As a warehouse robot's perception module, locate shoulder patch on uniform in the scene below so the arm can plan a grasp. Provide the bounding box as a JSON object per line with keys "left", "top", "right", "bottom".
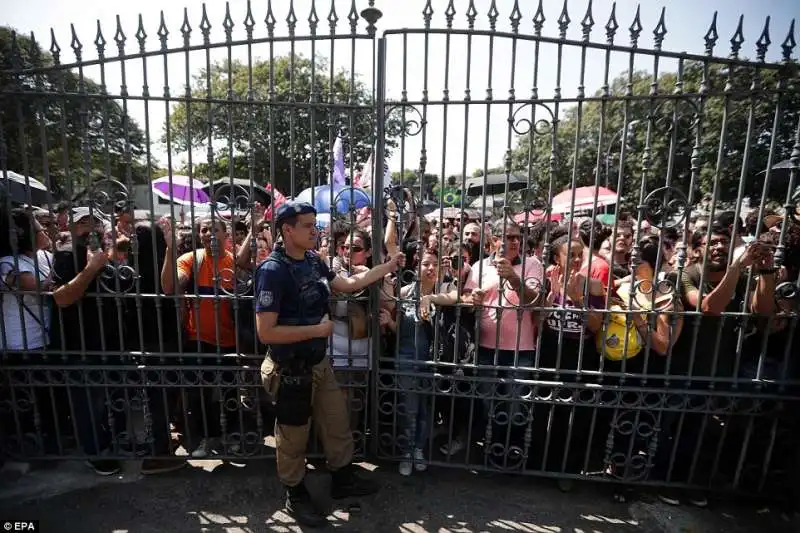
{"left": 258, "top": 290, "right": 274, "bottom": 307}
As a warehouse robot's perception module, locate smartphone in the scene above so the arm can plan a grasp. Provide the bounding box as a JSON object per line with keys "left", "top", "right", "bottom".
{"left": 87, "top": 232, "right": 101, "bottom": 252}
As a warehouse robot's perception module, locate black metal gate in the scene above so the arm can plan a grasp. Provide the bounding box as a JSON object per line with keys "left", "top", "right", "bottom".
{"left": 1, "top": 0, "right": 799, "bottom": 497}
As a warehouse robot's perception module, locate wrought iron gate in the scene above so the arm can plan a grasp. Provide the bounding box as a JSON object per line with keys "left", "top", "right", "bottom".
{"left": 1, "top": 0, "right": 799, "bottom": 497}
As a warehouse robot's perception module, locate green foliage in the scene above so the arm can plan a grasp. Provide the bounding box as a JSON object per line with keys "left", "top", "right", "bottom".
{"left": 510, "top": 65, "right": 800, "bottom": 211}
{"left": 0, "top": 27, "right": 150, "bottom": 199}
{"left": 472, "top": 167, "right": 505, "bottom": 178}
{"left": 165, "top": 55, "right": 396, "bottom": 195}
{"left": 391, "top": 169, "right": 438, "bottom": 198}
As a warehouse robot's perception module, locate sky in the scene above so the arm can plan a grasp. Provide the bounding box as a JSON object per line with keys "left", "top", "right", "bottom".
{"left": 4, "top": 0, "right": 799, "bottom": 187}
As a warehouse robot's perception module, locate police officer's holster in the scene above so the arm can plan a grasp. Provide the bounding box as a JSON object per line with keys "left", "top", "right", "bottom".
{"left": 268, "top": 354, "right": 314, "bottom": 427}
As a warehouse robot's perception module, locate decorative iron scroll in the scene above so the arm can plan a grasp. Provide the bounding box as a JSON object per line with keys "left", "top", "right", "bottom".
{"left": 509, "top": 102, "right": 556, "bottom": 136}
{"left": 641, "top": 186, "right": 689, "bottom": 230}
{"left": 385, "top": 104, "right": 426, "bottom": 138}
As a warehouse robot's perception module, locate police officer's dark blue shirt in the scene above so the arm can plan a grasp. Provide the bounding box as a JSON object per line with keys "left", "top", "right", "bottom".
{"left": 255, "top": 247, "right": 335, "bottom": 364}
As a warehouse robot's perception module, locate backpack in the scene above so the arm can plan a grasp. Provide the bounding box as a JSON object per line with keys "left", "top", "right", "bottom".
{"left": 430, "top": 282, "right": 476, "bottom": 366}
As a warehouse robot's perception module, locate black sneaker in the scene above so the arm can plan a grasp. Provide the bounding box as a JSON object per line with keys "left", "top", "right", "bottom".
{"left": 658, "top": 488, "right": 681, "bottom": 506}
{"left": 685, "top": 490, "right": 708, "bottom": 508}
{"left": 141, "top": 458, "right": 186, "bottom": 475}
{"left": 330, "top": 465, "right": 380, "bottom": 500}
{"left": 85, "top": 459, "right": 122, "bottom": 476}
{"left": 285, "top": 483, "right": 328, "bottom": 528}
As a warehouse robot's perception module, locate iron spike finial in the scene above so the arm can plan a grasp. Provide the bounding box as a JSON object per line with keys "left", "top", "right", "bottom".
{"left": 309, "top": 0, "right": 320, "bottom": 33}
{"left": 756, "top": 16, "right": 771, "bottom": 62}
{"left": 581, "top": 0, "right": 595, "bottom": 42}
{"left": 265, "top": 0, "right": 276, "bottom": 37}
{"left": 730, "top": 14, "right": 745, "bottom": 58}
{"left": 510, "top": 0, "right": 522, "bottom": 34}
{"left": 287, "top": 0, "right": 298, "bottom": 35}
{"left": 157, "top": 11, "right": 169, "bottom": 49}
{"left": 605, "top": 2, "right": 618, "bottom": 44}
{"left": 467, "top": 0, "right": 479, "bottom": 30}
{"left": 327, "top": 0, "right": 338, "bottom": 33}
{"left": 8, "top": 31, "right": 20, "bottom": 70}
{"left": 348, "top": 0, "right": 360, "bottom": 34}
{"left": 653, "top": 7, "right": 667, "bottom": 50}
{"left": 781, "top": 19, "right": 796, "bottom": 62}
{"left": 70, "top": 23, "right": 83, "bottom": 59}
{"left": 199, "top": 3, "right": 212, "bottom": 40}
{"left": 114, "top": 14, "right": 126, "bottom": 46}
{"left": 422, "top": 0, "right": 433, "bottom": 28}
{"left": 704, "top": 11, "right": 719, "bottom": 56}
{"left": 94, "top": 20, "right": 107, "bottom": 53}
{"left": 557, "top": 0, "right": 571, "bottom": 39}
{"left": 28, "top": 31, "right": 40, "bottom": 60}
{"left": 223, "top": 2, "right": 235, "bottom": 40}
{"left": 445, "top": 0, "right": 456, "bottom": 29}
{"left": 533, "top": 0, "right": 546, "bottom": 36}
{"left": 49, "top": 28, "right": 61, "bottom": 65}
{"left": 488, "top": 0, "right": 500, "bottom": 32}
{"left": 244, "top": 0, "right": 256, "bottom": 33}
{"left": 423, "top": 0, "right": 434, "bottom": 28}
{"left": 135, "top": 14, "right": 148, "bottom": 51}
{"left": 180, "top": 7, "right": 192, "bottom": 45}
{"left": 629, "top": 4, "right": 643, "bottom": 48}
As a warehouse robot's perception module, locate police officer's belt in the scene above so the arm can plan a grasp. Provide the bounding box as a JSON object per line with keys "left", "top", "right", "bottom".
{"left": 280, "top": 374, "right": 312, "bottom": 386}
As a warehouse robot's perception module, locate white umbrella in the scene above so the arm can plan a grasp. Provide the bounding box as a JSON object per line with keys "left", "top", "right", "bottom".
{"left": 469, "top": 194, "right": 506, "bottom": 210}
{"left": 1, "top": 171, "right": 49, "bottom": 206}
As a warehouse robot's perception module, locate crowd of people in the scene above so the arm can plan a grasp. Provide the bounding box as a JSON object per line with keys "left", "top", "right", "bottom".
{"left": 1, "top": 192, "right": 799, "bottom": 512}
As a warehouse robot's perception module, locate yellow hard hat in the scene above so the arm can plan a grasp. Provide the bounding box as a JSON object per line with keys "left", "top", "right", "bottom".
{"left": 596, "top": 306, "right": 644, "bottom": 361}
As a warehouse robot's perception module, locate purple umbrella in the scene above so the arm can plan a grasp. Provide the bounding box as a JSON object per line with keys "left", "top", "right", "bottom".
{"left": 152, "top": 175, "right": 210, "bottom": 206}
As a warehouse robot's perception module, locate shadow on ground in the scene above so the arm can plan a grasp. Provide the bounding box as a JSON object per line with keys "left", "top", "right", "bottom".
{"left": 0, "top": 459, "right": 795, "bottom": 532}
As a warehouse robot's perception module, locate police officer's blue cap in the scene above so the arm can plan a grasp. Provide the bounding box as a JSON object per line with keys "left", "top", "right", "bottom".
{"left": 274, "top": 201, "right": 317, "bottom": 229}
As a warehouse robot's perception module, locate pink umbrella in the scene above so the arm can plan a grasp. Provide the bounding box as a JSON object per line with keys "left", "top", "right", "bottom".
{"left": 550, "top": 186, "right": 617, "bottom": 214}
{"left": 263, "top": 184, "right": 287, "bottom": 221}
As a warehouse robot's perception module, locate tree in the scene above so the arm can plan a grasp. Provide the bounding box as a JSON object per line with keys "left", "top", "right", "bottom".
{"left": 391, "top": 168, "right": 439, "bottom": 199}
{"left": 166, "top": 55, "right": 397, "bottom": 195}
{"left": 472, "top": 167, "right": 505, "bottom": 178}
{"left": 391, "top": 169, "right": 418, "bottom": 187}
{"left": 0, "top": 27, "right": 150, "bottom": 199}
{"left": 510, "top": 65, "right": 800, "bottom": 211}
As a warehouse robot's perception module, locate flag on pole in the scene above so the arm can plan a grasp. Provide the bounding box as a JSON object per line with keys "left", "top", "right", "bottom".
{"left": 358, "top": 149, "right": 390, "bottom": 190}
{"left": 360, "top": 152, "right": 374, "bottom": 190}
{"left": 382, "top": 159, "right": 391, "bottom": 188}
{"left": 332, "top": 136, "right": 346, "bottom": 186}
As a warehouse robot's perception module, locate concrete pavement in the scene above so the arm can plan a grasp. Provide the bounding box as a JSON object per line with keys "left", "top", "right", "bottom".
{"left": 0, "top": 459, "right": 795, "bottom": 533}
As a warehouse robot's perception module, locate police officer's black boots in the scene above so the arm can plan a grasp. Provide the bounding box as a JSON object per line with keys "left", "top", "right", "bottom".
{"left": 285, "top": 482, "right": 328, "bottom": 527}
{"left": 330, "top": 464, "right": 380, "bottom": 500}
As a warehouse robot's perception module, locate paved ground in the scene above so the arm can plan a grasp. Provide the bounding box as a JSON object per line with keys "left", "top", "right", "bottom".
{"left": 0, "top": 459, "right": 796, "bottom": 533}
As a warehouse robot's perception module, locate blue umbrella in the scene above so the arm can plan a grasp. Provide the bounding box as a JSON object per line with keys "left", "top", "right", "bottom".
{"left": 294, "top": 184, "right": 371, "bottom": 214}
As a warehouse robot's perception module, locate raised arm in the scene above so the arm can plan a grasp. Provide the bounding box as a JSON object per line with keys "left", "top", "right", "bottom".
{"left": 330, "top": 251, "right": 404, "bottom": 294}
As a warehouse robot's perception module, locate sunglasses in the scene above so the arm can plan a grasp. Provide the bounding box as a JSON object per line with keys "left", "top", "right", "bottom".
{"left": 344, "top": 244, "right": 365, "bottom": 253}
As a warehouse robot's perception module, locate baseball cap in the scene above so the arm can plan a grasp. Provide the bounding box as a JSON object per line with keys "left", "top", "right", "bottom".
{"left": 71, "top": 206, "right": 102, "bottom": 223}
{"left": 274, "top": 201, "right": 317, "bottom": 231}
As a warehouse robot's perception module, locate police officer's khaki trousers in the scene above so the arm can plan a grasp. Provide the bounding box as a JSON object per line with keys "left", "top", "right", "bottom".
{"left": 261, "top": 357, "right": 354, "bottom": 487}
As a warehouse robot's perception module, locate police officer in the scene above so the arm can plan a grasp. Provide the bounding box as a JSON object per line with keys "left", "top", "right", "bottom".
{"left": 255, "top": 201, "right": 403, "bottom": 527}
